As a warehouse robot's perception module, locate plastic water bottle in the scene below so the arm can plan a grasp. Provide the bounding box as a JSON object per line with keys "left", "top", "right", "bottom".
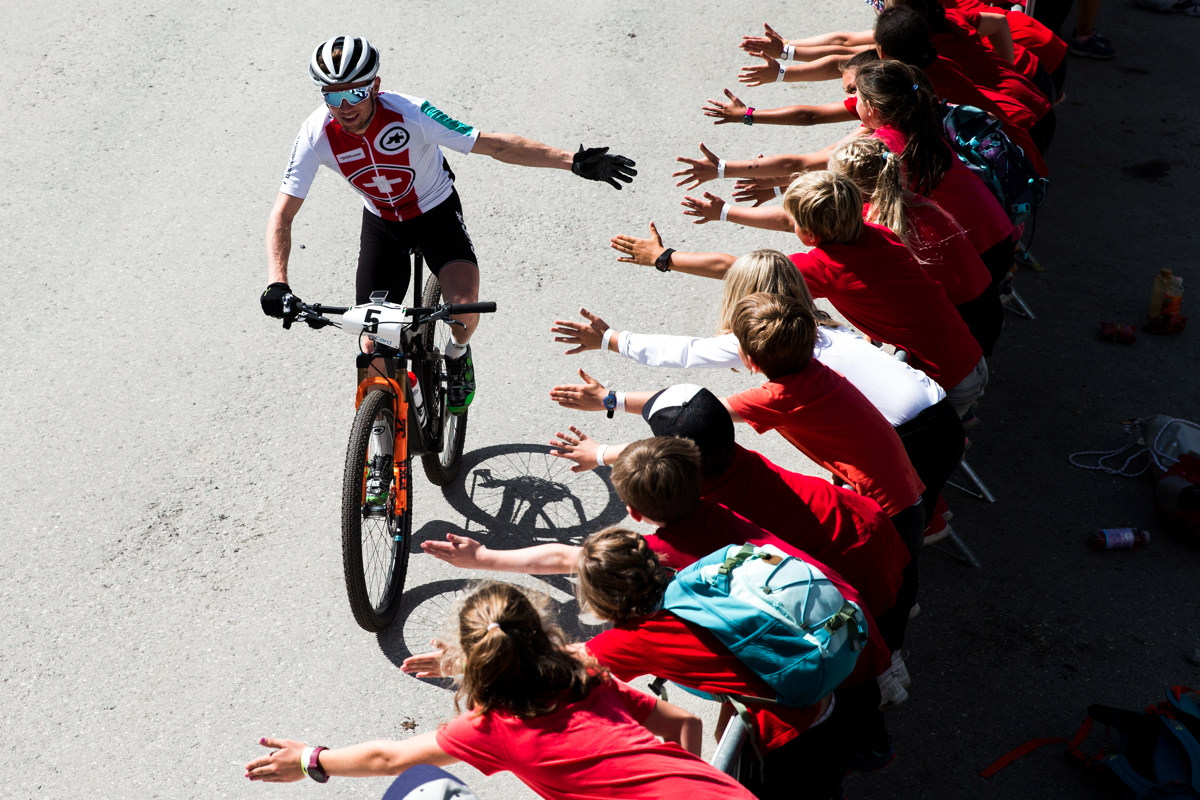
{"left": 1087, "top": 528, "right": 1150, "bottom": 550}
{"left": 1162, "top": 276, "right": 1184, "bottom": 317}
{"left": 1150, "top": 268, "right": 1174, "bottom": 318}
{"left": 408, "top": 371, "right": 428, "bottom": 426}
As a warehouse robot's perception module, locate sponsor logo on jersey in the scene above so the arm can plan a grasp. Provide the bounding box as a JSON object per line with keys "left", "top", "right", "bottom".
{"left": 375, "top": 124, "right": 411, "bottom": 154}
{"left": 346, "top": 164, "right": 416, "bottom": 203}
{"left": 336, "top": 147, "right": 366, "bottom": 163}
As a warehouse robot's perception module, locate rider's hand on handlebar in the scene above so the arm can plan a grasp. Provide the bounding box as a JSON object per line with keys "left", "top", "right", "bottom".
{"left": 261, "top": 282, "right": 301, "bottom": 320}
{"left": 572, "top": 145, "right": 637, "bottom": 190}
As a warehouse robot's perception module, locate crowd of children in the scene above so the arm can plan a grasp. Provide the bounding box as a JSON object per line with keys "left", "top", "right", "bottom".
{"left": 248, "top": 1, "right": 1080, "bottom": 797}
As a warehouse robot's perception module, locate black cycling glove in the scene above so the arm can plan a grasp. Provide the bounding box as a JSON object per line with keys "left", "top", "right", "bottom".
{"left": 572, "top": 145, "right": 637, "bottom": 190}
{"left": 261, "top": 282, "right": 299, "bottom": 319}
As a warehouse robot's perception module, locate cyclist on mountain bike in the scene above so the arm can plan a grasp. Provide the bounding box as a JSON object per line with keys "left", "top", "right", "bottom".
{"left": 261, "top": 35, "right": 637, "bottom": 413}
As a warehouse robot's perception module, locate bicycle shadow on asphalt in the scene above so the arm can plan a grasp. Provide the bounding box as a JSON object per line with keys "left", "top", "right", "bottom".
{"left": 378, "top": 443, "right": 625, "bottom": 671}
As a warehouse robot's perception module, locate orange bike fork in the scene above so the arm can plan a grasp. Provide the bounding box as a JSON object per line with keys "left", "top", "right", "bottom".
{"left": 355, "top": 377, "right": 410, "bottom": 517}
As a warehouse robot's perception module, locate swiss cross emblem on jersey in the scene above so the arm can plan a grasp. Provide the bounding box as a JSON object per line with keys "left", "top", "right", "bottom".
{"left": 375, "top": 124, "right": 410, "bottom": 153}
{"left": 346, "top": 165, "right": 416, "bottom": 203}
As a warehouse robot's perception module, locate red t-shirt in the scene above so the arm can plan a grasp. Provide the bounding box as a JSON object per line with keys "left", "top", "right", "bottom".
{"left": 903, "top": 200, "right": 993, "bottom": 305}
{"left": 942, "top": 0, "right": 1067, "bottom": 73}
{"left": 436, "top": 677, "right": 754, "bottom": 800}
{"left": 874, "top": 123, "right": 1015, "bottom": 253}
{"left": 588, "top": 613, "right": 825, "bottom": 752}
{"left": 701, "top": 444, "right": 909, "bottom": 617}
{"left": 789, "top": 223, "right": 983, "bottom": 387}
{"left": 724, "top": 363, "right": 924, "bottom": 515}
{"left": 935, "top": 10, "right": 1053, "bottom": 127}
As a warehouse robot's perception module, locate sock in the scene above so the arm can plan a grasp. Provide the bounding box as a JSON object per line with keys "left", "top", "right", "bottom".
{"left": 445, "top": 341, "right": 469, "bottom": 360}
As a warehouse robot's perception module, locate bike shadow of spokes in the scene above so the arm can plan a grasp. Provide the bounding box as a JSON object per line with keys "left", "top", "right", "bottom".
{"left": 439, "top": 442, "right": 628, "bottom": 544}
{"left": 376, "top": 576, "right": 607, "bottom": 674}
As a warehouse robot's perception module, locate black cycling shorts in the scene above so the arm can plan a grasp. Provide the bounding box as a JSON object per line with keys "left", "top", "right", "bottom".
{"left": 356, "top": 189, "right": 477, "bottom": 305}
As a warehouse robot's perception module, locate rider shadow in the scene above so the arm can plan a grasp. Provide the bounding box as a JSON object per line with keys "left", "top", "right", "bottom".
{"left": 378, "top": 443, "right": 624, "bottom": 670}
{"left": 438, "top": 442, "right": 627, "bottom": 545}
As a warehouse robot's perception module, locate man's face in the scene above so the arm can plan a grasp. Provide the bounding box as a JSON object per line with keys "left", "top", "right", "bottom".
{"left": 322, "top": 77, "right": 379, "bottom": 135}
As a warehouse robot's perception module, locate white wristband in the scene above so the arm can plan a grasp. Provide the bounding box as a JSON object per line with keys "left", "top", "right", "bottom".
{"left": 716, "top": 159, "right": 726, "bottom": 180}
{"left": 300, "top": 747, "right": 314, "bottom": 778}
{"left": 774, "top": 186, "right": 783, "bottom": 198}
{"left": 782, "top": 44, "right": 795, "bottom": 61}
{"left": 777, "top": 62, "right": 786, "bottom": 82}
{"left": 595, "top": 444, "right": 608, "bottom": 468}
{"left": 616, "top": 391, "right": 626, "bottom": 414}
{"left": 719, "top": 204, "right": 730, "bottom": 222}
{"left": 601, "top": 328, "right": 616, "bottom": 352}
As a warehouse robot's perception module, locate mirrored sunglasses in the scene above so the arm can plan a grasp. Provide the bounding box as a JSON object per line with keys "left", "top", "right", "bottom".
{"left": 322, "top": 85, "right": 373, "bottom": 107}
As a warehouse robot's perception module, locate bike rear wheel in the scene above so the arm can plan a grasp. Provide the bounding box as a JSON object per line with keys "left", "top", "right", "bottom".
{"left": 419, "top": 274, "right": 468, "bottom": 486}
{"left": 341, "top": 388, "right": 412, "bottom": 631}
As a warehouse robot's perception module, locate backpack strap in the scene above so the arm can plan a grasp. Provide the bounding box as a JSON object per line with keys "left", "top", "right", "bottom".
{"left": 717, "top": 543, "right": 759, "bottom": 576}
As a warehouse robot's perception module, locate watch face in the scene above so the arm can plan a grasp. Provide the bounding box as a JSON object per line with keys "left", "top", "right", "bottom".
{"left": 603, "top": 395, "right": 617, "bottom": 409}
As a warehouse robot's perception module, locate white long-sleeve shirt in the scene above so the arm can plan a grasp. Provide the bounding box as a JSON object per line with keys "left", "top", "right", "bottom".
{"left": 617, "top": 326, "right": 945, "bottom": 426}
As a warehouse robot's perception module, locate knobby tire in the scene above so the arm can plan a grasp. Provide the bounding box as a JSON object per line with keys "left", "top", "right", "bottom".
{"left": 419, "top": 274, "right": 467, "bottom": 486}
{"left": 341, "top": 388, "right": 412, "bottom": 632}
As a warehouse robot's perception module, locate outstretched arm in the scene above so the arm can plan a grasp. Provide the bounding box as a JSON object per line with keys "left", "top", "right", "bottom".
{"left": 549, "top": 369, "right": 655, "bottom": 413}
{"left": 549, "top": 426, "right": 629, "bottom": 472}
{"left": 473, "top": 134, "right": 636, "bottom": 189}
{"left": 681, "top": 192, "right": 792, "bottom": 231}
{"left": 609, "top": 220, "right": 736, "bottom": 278}
{"left": 674, "top": 143, "right": 834, "bottom": 189}
{"left": 738, "top": 53, "right": 849, "bottom": 87}
{"left": 266, "top": 192, "right": 304, "bottom": 285}
{"left": 245, "top": 733, "right": 455, "bottom": 782}
{"left": 704, "top": 90, "right": 856, "bottom": 127}
{"left": 421, "top": 533, "right": 581, "bottom": 574}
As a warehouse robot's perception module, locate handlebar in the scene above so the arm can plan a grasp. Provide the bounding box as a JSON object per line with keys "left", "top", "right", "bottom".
{"left": 282, "top": 298, "right": 498, "bottom": 330}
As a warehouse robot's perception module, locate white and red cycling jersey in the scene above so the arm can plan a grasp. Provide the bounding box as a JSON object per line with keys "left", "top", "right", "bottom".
{"left": 280, "top": 91, "right": 480, "bottom": 222}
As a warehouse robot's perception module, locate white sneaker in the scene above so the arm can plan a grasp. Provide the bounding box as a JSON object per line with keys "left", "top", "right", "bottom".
{"left": 889, "top": 651, "right": 912, "bottom": 688}
{"left": 908, "top": 602, "right": 921, "bottom": 620}
{"left": 878, "top": 669, "right": 909, "bottom": 710}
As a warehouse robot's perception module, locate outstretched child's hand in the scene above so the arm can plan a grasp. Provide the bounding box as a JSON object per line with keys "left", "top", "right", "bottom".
{"left": 611, "top": 221, "right": 667, "bottom": 265}
{"left": 549, "top": 369, "right": 607, "bottom": 411}
{"left": 740, "top": 23, "right": 787, "bottom": 59}
{"left": 703, "top": 89, "right": 749, "bottom": 125}
{"left": 400, "top": 640, "right": 451, "bottom": 679}
{"left": 551, "top": 309, "right": 612, "bottom": 355}
{"left": 549, "top": 426, "right": 601, "bottom": 473}
{"left": 245, "top": 737, "right": 307, "bottom": 782}
{"left": 673, "top": 143, "right": 724, "bottom": 189}
{"left": 422, "top": 532, "right": 489, "bottom": 569}
{"left": 733, "top": 176, "right": 785, "bottom": 207}
{"left": 682, "top": 192, "right": 726, "bottom": 224}
{"left": 739, "top": 53, "right": 783, "bottom": 87}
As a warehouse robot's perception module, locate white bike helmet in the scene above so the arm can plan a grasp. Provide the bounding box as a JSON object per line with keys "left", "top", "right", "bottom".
{"left": 309, "top": 36, "right": 380, "bottom": 86}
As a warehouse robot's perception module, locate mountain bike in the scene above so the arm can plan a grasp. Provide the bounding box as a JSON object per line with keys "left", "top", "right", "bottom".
{"left": 280, "top": 254, "right": 496, "bottom": 631}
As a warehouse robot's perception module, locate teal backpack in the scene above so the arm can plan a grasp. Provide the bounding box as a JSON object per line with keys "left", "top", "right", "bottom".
{"left": 659, "top": 543, "right": 868, "bottom": 708}
{"left": 939, "top": 101, "right": 1049, "bottom": 226}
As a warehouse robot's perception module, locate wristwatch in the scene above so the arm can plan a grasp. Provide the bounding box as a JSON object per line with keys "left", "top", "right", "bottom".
{"left": 306, "top": 746, "right": 330, "bottom": 783}
{"left": 743, "top": 106, "right": 755, "bottom": 125}
{"left": 603, "top": 390, "right": 618, "bottom": 419}
{"left": 654, "top": 248, "right": 676, "bottom": 273}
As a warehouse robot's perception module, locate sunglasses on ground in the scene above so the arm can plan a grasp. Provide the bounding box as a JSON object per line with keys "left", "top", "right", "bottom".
{"left": 322, "top": 85, "right": 373, "bottom": 107}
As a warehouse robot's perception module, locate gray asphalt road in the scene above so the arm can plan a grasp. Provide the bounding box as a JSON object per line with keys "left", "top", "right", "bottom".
{"left": 2, "top": 1, "right": 1197, "bottom": 799}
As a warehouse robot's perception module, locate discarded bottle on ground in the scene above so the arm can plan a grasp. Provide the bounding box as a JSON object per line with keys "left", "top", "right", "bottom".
{"left": 1087, "top": 528, "right": 1150, "bottom": 550}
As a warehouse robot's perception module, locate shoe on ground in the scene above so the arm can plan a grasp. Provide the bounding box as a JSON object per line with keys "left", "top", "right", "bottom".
{"left": 934, "top": 494, "right": 953, "bottom": 524}
{"left": 445, "top": 345, "right": 475, "bottom": 415}
{"left": 846, "top": 745, "right": 897, "bottom": 773}
{"left": 924, "top": 515, "right": 953, "bottom": 545}
{"left": 889, "top": 651, "right": 913, "bottom": 689}
{"left": 1069, "top": 33, "right": 1116, "bottom": 59}
{"left": 878, "top": 669, "right": 909, "bottom": 710}
{"left": 960, "top": 407, "right": 981, "bottom": 431}
{"left": 908, "top": 602, "right": 921, "bottom": 620}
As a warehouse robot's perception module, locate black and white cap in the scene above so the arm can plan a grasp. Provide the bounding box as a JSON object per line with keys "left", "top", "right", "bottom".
{"left": 642, "top": 384, "right": 735, "bottom": 474}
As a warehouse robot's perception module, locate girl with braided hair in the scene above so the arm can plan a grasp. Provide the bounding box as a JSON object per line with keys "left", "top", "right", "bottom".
{"left": 827, "top": 136, "right": 1003, "bottom": 355}
{"left": 246, "top": 581, "right": 753, "bottom": 800}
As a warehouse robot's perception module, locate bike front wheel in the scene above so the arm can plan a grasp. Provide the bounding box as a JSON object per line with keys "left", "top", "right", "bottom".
{"left": 341, "top": 388, "right": 412, "bottom": 632}
{"left": 419, "top": 274, "right": 468, "bottom": 486}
